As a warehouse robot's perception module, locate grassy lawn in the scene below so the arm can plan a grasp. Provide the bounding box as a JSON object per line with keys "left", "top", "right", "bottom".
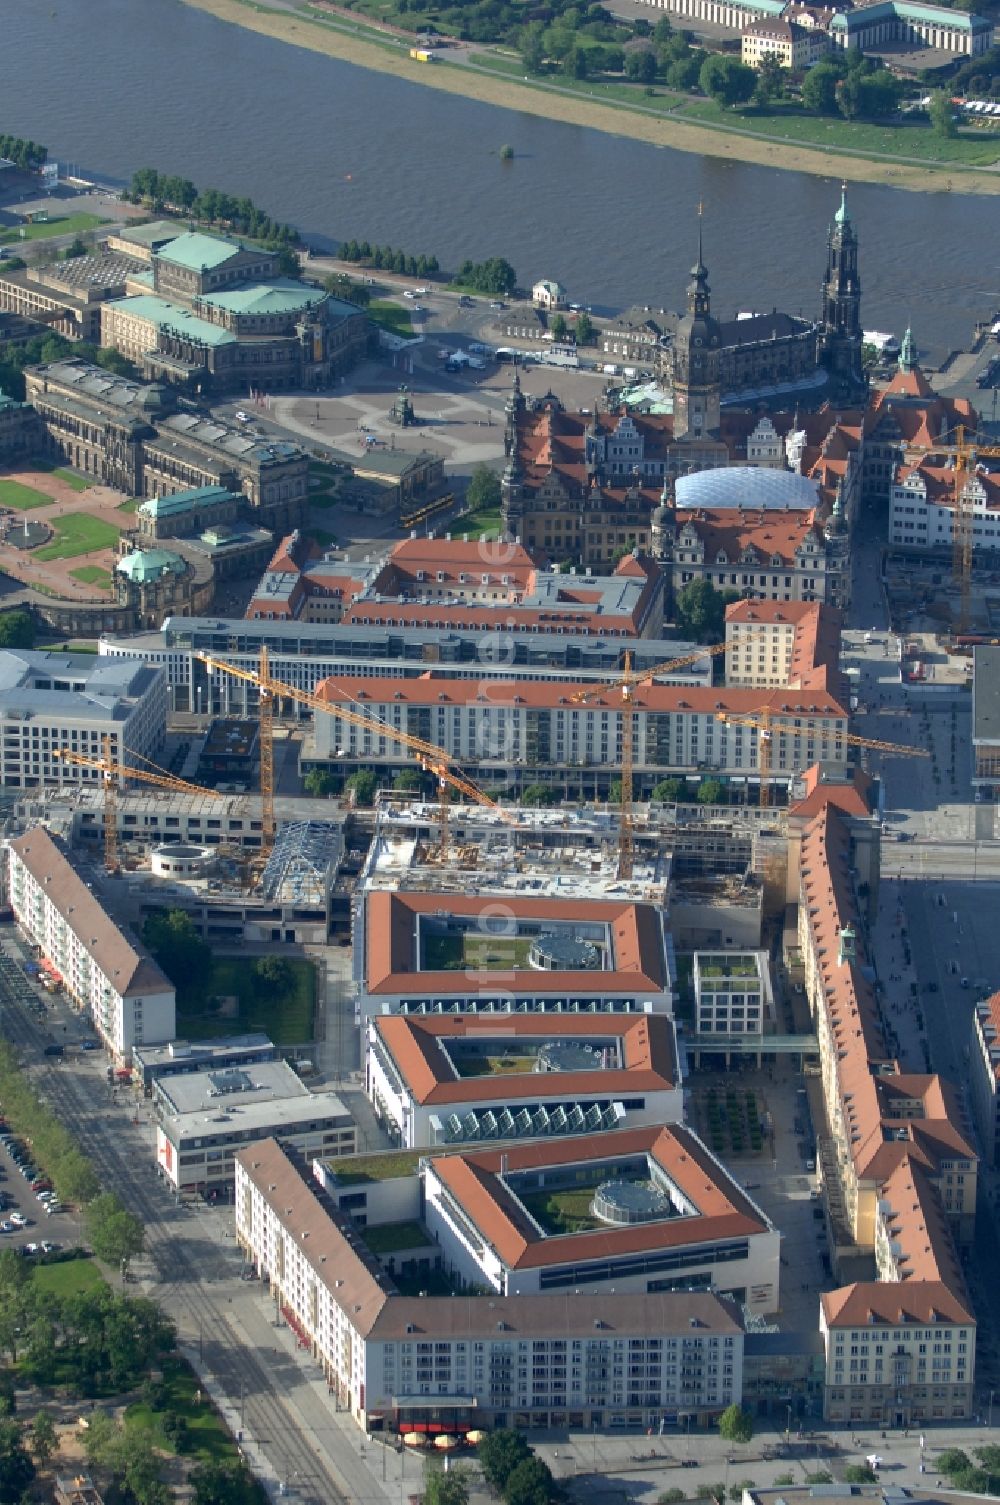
{"left": 519, "top": 1187, "right": 603, "bottom": 1235}
{"left": 0, "top": 211, "right": 108, "bottom": 246}
{"left": 469, "top": 51, "right": 683, "bottom": 112}
{"left": 50, "top": 640, "right": 99, "bottom": 654}
{"left": 331, "top": 1149, "right": 426, "bottom": 1184}
{"left": 677, "top": 97, "right": 1000, "bottom": 166}
{"left": 117, "top": 498, "right": 140, "bottom": 513}
{"left": 50, "top": 467, "right": 92, "bottom": 492}
{"left": 70, "top": 565, "right": 114, "bottom": 589}
{"left": 35, "top": 512, "right": 120, "bottom": 561}
{"left": 125, "top": 1354, "right": 247, "bottom": 1466}
{"left": 0, "top": 478, "right": 53, "bottom": 510}
{"left": 453, "top": 1052, "right": 536, "bottom": 1078}
{"left": 31, "top": 1257, "right": 102, "bottom": 1299}
{"left": 359, "top": 1220, "right": 429, "bottom": 1254}
{"left": 422, "top": 931, "right": 531, "bottom": 971}
{"left": 369, "top": 300, "right": 412, "bottom": 338}
{"left": 453, "top": 506, "right": 502, "bottom": 541}
{"left": 177, "top": 955, "right": 316, "bottom": 1045}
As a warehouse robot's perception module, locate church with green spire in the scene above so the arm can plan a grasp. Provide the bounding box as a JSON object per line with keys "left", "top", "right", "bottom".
{"left": 817, "top": 185, "right": 866, "bottom": 401}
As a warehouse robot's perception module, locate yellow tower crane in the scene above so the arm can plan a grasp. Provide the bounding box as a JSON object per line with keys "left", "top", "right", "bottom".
{"left": 714, "top": 709, "right": 930, "bottom": 807}
{"left": 53, "top": 745, "right": 226, "bottom": 874}
{"left": 194, "top": 653, "right": 514, "bottom": 856}
{"left": 570, "top": 642, "right": 730, "bottom": 879}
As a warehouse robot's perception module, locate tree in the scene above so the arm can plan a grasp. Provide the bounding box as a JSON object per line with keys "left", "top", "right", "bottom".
{"left": 0, "top": 611, "right": 34, "bottom": 650}
{"left": 800, "top": 62, "right": 841, "bottom": 114}
{"left": 574, "top": 310, "right": 596, "bottom": 345}
{"left": 550, "top": 313, "right": 568, "bottom": 342}
{"left": 667, "top": 53, "right": 702, "bottom": 90}
{"left": 659, "top": 1492, "right": 687, "bottom": 1505}
{"left": 753, "top": 52, "right": 785, "bottom": 106}
{"left": 94, "top": 346, "right": 136, "bottom": 377}
{"left": 465, "top": 463, "right": 502, "bottom": 515}
{"left": 731, "top": 1483, "right": 756, "bottom": 1501}
{"left": 85, "top": 1192, "right": 145, "bottom": 1273}
{"left": 254, "top": 956, "right": 292, "bottom": 991}
{"left": 674, "top": 578, "right": 736, "bottom": 642}
{"left": 717, "top": 1403, "right": 753, "bottom": 1444}
{"left": 697, "top": 778, "right": 724, "bottom": 805}
{"left": 843, "top": 1466, "right": 878, "bottom": 1484}
{"left": 839, "top": 68, "right": 901, "bottom": 119}
{"left": 519, "top": 21, "right": 547, "bottom": 72}
{"left": 504, "top": 1456, "right": 557, "bottom": 1505}
{"left": 626, "top": 47, "right": 658, "bottom": 83}
{"left": 937, "top": 1450, "right": 974, "bottom": 1477}
{"left": 699, "top": 54, "right": 756, "bottom": 108}
{"left": 393, "top": 768, "right": 425, "bottom": 793}
{"left": 191, "top": 1462, "right": 260, "bottom": 1505}
{"left": 424, "top": 1463, "right": 472, "bottom": 1505}
{"left": 143, "top": 909, "right": 210, "bottom": 994}
{"left": 479, "top": 1429, "right": 532, "bottom": 1492}
{"left": 53, "top": 1147, "right": 99, "bottom": 1205}
{"left": 345, "top": 769, "right": 378, "bottom": 807}
{"left": 0, "top": 1420, "right": 35, "bottom": 1505}
{"left": 454, "top": 257, "right": 517, "bottom": 297}
{"left": 652, "top": 778, "right": 683, "bottom": 802}
{"left": 520, "top": 783, "right": 558, "bottom": 807}
{"left": 29, "top": 1412, "right": 57, "bottom": 1466}
{"left": 63, "top": 236, "right": 88, "bottom": 259}
{"left": 929, "top": 88, "right": 957, "bottom": 136}
{"left": 304, "top": 767, "right": 338, "bottom": 798}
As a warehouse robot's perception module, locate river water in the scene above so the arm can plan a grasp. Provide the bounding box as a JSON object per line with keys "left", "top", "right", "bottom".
{"left": 2, "top": 0, "right": 998, "bottom": 358}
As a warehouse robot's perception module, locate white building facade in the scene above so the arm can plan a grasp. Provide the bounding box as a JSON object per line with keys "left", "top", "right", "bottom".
{"left": 235, "top": 1138, "right": 747, "bottom": 1433}
{"left": 0, "top": 652, "right": 166, "bottom": 789}
{"left": 6, "top": 827, "right": 175, "bottom": 1058}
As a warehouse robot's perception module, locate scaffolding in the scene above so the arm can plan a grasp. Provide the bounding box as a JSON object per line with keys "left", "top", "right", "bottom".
{"left": 259, "top": 820, "right": 343, "bottom": 907}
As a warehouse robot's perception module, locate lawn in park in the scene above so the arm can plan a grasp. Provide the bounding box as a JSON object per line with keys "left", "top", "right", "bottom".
{"left": 70, "top": 566, "right": 114, "bottom": 589}
{"left": 0, "top": 211, "right": 107, "bottom": 246}
{"left": 49, "top": 467, "right": 92, "bottom": 492}
{"left": 34, "top": 512, "right": 120, "bottom": 560}
{"left": 0, "top": 478, "right": 52, "bottom": 510}
{"left": 31, "top": 1257, "right": 102, "bottom": 1299}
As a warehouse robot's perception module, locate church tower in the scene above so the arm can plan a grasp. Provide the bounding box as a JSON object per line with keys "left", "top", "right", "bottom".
{"left": 818, "top": 185, "right": 865, "bottom": 398}
{"left": 898, "top": 325, "right": 916, "bottom": 375}
{"left": 672, "top": 212, "right": 721, "bottom": 441}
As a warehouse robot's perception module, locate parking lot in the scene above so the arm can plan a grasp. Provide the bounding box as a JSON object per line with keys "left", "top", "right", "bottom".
{"left": 0, "top": 1131, "right": 81, "bottom": 1260}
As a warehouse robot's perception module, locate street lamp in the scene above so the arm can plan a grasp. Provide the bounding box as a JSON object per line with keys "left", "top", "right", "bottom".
{"left": 786, "top": 1404, "right": 792, "bottom": 1443}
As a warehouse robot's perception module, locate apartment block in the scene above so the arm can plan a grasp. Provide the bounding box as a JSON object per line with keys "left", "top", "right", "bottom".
{"left": 6, "top": 827, "right": 175, "bottom": 1059}
{"left": 969, "top": 992, "right": 1000, "bottom": 1167}
{"left": 236, "top": 1138, "right": 746, "bottom": 1435}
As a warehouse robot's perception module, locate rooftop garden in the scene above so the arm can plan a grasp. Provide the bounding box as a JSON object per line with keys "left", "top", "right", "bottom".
{"left": 358, "top": 1219, "right": 430, "bottom": 1254}
{"left": 517, "top": 1186, "right": 605, "bottom": 1236}
{"left": 450, "top": 1050, "right": 539, "bottom": 1078}
{"left": 330, "top": 1148, "right": 426, "bottom": 1184}
{"left": 697, "top": 955, "right": 760, "bottom": 981}
{"left": 422, "top": 929, "right": 534, "bottom": 972}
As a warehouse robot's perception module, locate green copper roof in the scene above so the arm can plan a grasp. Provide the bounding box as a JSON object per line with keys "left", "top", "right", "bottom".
{"left": 197, "top": 279, "right": 326, "bottom": 316}
{"left": 116, "top": 549, "right": 186, "bottom": 584}
{"left": 107, "top": 294, "right": 236, "bottom": 347}
{"left": 154, "top": 231, "right": 243, "bottom": 271}
{"left": 137, "top": 485, "right": 236, "bottom": 519}
{"left": 835, "top": 185, "right": 849, "bottom": 225}
{"left": 898, "top": 326, "right": 916, "bottom": 373}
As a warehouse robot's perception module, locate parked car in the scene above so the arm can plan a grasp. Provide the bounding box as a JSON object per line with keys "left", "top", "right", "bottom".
{"left": 45, "top": 1204, "right": 63, "bottom": 1216}
{"left": 80, "top": 1040, "right": 99, "bottom": 1051}
{"left": 9, "top": 1213, "right": 27, "bottom": 1228}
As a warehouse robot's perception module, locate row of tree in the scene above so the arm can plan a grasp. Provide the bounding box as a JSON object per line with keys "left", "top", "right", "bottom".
{"left": 0, "top": 1039, "right": 145, "bottom": 1266}
{"left": 0, "top": 136, "right": 47, "bottom": 171}
{"left": 423, "top": 1429, "right": 560, "bottom": 1505}
{"left": 125, "top": 169, "right": 298, "bottom": 250}
{"left": 338, "top": 240, "right": 440, "bottom": 277}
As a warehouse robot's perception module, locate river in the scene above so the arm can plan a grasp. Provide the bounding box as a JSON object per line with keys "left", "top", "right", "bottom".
{"left": 3, "top": 0, "right": 998, "bottom": 359}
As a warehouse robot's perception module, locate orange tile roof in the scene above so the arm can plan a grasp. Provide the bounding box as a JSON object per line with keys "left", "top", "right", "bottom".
{"left": 821, "top": 1280, "right": 974, "bottom": 1328}
{"left": 975, "top": 991, "right": 1000, "bottom": 1085}
{"left": 676, "top": 507, "right": 823, "bottom": 566}
{"left": 364, "top": 891, "right": 667, "bottom": 997}
{"left": 788, "top": 763, "right": 871, "bottom": 820}
{"left": 878, "top": 1158, "right": 970, "bottom": 1295}
{"left": 896, "top": 457, "right": 1000, "bottom": 512}
{"left": 318, "top": 674, "right": 849, "bottom": 719}
{"left": 371, "top": 1012, "right": 677, "bottom": 1106}
{"left": 429, "top": 1124, "right": 770, "bottom": 1270}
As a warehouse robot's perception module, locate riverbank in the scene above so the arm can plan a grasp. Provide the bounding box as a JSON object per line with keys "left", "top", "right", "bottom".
{"left": 179, "top": 0, "right": 1000, "bottom": 195}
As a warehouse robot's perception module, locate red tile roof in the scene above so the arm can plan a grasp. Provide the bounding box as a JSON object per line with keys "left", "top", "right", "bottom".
{"left": 364, "top": 891, "right": 667, "bottom": 997}
{"left": 428, "top": 1124, "right": 771, "bottom": 1270}
{"left": 371, "top": 1012, "right": 677, "bottom": 1106}
{"left": 822, "top": 1280, "right": 974, "bottom": 1328}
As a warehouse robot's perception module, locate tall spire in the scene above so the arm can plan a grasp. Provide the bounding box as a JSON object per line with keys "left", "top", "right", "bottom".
{"left": 696, "top": 199, "right": 705, "bottom": 272}
{"left": 835, "top": 182, "right": 849, "bottom": 227}
{"left": 898, "top": 325, "right": 916, "bottom": 374}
